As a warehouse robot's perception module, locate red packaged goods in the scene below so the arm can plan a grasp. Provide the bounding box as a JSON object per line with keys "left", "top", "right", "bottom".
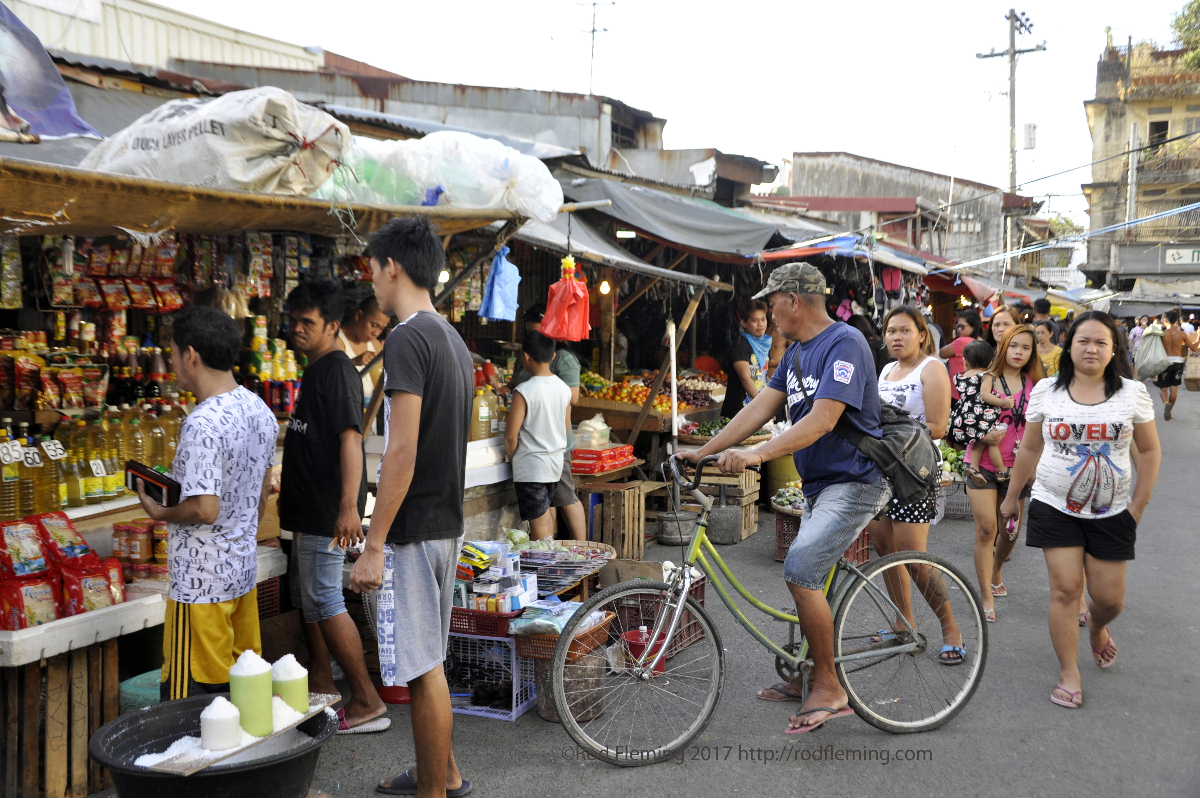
{"left": 88, "top": 243, "right": 111, "bottom": 276}
{"left": 150, "top": 279, "right": 184, "bottom": 312}
{"left": 0, "top": 521, "right": 50, "bottom": 578}
{"left": 572, "top": 444, "right": 634, "bottom": 462}
{"left": 51, "top": 272, "right": 75, "bottom": 306}
{"left": 38, "top": 367, "right": 61, "bottom": 409}
{"left": 57, "top": 367, "right": 85, "bottom": 408}
{"left": 75, "top": 279, "right": 102, "bottom": 308}
{"left": 0, "top": 576, "right": 62, "bottom": 629}
{"left": 102, "top": 558, "right": 126, "bottom": 604}
{"left": 61, "top": 566, "right": 114, "bottom": 615}
{"left": 125, "top": 279, "right": 157, "bottom": 310}
{"left": 13, "top": 354, "right": 41, "bottom": 410}
{"left": 98, "top": 278, "right": 131, "bottom": 310}
{"left": 110, "top": 245, "right": 130, "bottom": 276}
{"left": 80, "top": 366, "right": 107, "bottom": 407}
{"left": 34, "top": 512, "right": 100, "bottom": 571}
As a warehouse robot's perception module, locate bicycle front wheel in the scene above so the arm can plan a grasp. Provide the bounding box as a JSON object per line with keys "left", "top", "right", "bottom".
{"left": 833, "top": 551, "right": 987, "bottom": 733}
{"left": 550, "top": 579, "right": 724, "bottom": 766}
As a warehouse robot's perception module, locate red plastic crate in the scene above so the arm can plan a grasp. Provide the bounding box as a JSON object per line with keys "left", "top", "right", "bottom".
{"left": 572, "top": 444, "right": 634, "bottom": 462}
{"left": 449, "top": 606, "right": 522, "bottom": 637}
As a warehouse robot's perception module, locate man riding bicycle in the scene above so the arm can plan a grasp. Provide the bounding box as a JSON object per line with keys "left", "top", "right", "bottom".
{"left": 679, "top": 262, "right": 892, "bottom": 733}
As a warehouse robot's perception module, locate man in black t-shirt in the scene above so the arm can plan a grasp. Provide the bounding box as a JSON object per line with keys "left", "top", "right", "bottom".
{"left": 279, "top": 280, "right": 387, "bottom": 733}
{"left": 349, "top": 218, "right": 473, "bottom": 798}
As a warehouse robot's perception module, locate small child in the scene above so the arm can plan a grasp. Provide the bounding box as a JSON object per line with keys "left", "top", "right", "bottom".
{"left": 949, "top": 340, "right": 1005, "bottom": 486}
{"left": 506, "top": 331, "right": 575, "bottom": 540}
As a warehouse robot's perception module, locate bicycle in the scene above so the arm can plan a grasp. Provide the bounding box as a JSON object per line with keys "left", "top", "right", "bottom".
{"left": 549, "top": 454, "right": 988, "bottom": 766}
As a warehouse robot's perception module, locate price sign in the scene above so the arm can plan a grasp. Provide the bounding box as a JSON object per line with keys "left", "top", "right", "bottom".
{"left": 22, "top": 448, "right": 43, "bottom": 468}
{"left": 0, "top": 441, "right": 23, "bottom": 465}
{"left": 90, "top": 459, "right": 107, "bottom": 478}
{"left": 40, "top": 440, "right": 68, "bottom": 461}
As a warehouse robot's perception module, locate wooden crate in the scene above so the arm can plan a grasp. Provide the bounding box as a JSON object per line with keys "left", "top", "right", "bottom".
{"left": 741, "top": 501, "right": 760, "bottom": 541}
{"left": 1, "top": 640, "right": 120, "bottom": 797}
{"left": 580, "top": 481, "right": 651, "bottom": 560}
{"left": 698, "top": 468, "right": 760, "bottom": 497}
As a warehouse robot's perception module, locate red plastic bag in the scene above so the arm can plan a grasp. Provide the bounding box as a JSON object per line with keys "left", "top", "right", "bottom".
{"left": 0, "top": 520, "right": 50, "bottom": 579}
{"left": 34, "top": 512, "right": 100, "bottom": 572}
{"left": 540, "top": 256, "right": 591, "bottom": 341}
{"left": 0, "top": 576, "right": 62, "bottom": 629}
{"left": 61, "top": 565, "right": 114, "bottom": 616}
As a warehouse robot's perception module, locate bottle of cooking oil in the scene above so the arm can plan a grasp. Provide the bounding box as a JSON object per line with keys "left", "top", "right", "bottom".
{"left": 0, "top": 429, "right": 19, "bottom": 522}
{"left": 144, "top": 404, "right": 166, "bottom": 470}
{"left": 83, "top": 419, "right": 106, "bottom": 505}
{"left": 105, "top": 405, "right": 127, "bottom": 471}
{"left": 38, "top": 436, "right": 64, "bottom": 511}
{"left": 62, "top": 427, "right": 84, "bottom": 509}
{"left": 16, "top": 438, "right": 39, "bottom": 516}
{"left": 127, "top": 416, "right": 146, "bottom": 467}
{"left": 103, "top": 426, "right": 123, "bottom": 499}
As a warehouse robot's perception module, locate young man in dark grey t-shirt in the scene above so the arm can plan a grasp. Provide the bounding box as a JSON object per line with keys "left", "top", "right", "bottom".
{"left": 348, "top": 217, "right": 473, "bottom": 798}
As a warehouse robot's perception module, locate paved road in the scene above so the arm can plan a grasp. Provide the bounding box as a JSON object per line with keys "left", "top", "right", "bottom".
{"left": 312, "top": 394, "right": 1199, "bottom": 797}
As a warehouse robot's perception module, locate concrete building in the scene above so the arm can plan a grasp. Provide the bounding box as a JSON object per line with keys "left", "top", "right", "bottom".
{"left": 787, "top": 152, "right": 1036, "bottom": 271}
{"left": 1083, "top": 41, "right": 1200, "bottom": 292}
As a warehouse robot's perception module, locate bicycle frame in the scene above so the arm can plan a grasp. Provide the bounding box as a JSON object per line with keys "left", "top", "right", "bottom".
{"left": 639, "top": 479, "right": 920, "bottom": 676}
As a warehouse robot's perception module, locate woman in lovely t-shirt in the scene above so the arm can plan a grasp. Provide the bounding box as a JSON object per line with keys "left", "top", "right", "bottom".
{"left": 1001, "top": 312, "right": 1161, "bottom": 710}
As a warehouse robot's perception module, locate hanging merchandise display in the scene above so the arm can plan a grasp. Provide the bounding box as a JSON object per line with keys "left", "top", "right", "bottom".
{"left": 479, "top": 246, "right": 521, "bottom": 322}
{"left": 541, "top": 256, "right": 591, "bottom": 341}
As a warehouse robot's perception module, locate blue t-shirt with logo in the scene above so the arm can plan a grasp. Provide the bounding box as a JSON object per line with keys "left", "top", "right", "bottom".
{"left": 768, "top": 322, "right": 882, "bottom": 499}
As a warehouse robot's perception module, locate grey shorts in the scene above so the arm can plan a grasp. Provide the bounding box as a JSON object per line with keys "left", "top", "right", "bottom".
{"left": 783, "top": 477, "right": 892, "bottom": 590}
{"left": 553, "top": 450, "right": 577, "bottom": 506}
{"left": 293, "top": 532, "right": 347, "bottom": 624}
{"left": 375, "top": 535, "right": 462, "bottom": 686}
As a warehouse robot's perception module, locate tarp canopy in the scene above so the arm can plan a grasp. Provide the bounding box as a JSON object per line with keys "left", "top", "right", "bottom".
{"left": 514, "top": 214, "right": 713, "bottom": 287}
{"left": 1109, "top": 293, "right": 1200, "bottom": 317}
{"left": 0, "top": 155, "right": 521, "bottom": 238}
{"left": 559, "top": 175, "right": 791, "bottom": 260}
{"left": 761, "top": 236, "right": 928, "bottom": 275}
{"left": 959, "top": 274, "right": 1045, "bottom": 305}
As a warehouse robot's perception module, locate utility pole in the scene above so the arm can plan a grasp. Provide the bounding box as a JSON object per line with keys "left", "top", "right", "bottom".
{"left": 978, "top": 9, "right": 1046, "bottom": 280}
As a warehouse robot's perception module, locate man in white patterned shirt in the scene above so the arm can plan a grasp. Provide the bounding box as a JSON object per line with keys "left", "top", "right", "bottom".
{"left": 136, "top": 306, "right": 277, "bottom": 701}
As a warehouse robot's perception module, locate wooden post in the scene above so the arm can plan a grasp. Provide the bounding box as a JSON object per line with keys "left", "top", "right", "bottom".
{"left": 22, "top": 663, "right": 38, "bottom": 798}
{"left": 625, "top": 286, "right": 707, "bottom": 444}
{"left": 4, "top": 668, "right": 18, "bottom": 798}
{"left": 68, "top": 650, "right": 87, "bottom": 797}
{"left": 101, "top": 640, "right": 119, "bottom": 725}
{"left": 45, "top": 656, "right": 69, "bottom": 798}
{"left": 87, "top": 648, "right": 103, "bottom": 789}
{"left": 599, "top": 267, "right": 616, "bottom": 380}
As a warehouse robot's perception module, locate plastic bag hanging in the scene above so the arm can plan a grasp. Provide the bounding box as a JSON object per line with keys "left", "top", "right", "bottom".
{"left": 479, "top": 245, "right": 521, "bottom": 322}
{"left": 541, "top": 255, "right": 591, "bottom": 341}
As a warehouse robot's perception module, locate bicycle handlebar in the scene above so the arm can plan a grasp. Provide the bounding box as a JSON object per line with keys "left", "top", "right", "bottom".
{"left": 669, "top": 454, "right": 760, "bottom": 491}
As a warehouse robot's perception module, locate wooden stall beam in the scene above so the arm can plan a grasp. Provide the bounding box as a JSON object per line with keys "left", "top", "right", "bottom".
{"left": 625, "top": 286, "right": 707, "bottom": 444}
{"left": 615, "top": 251, "right": 690, "bottom": 317}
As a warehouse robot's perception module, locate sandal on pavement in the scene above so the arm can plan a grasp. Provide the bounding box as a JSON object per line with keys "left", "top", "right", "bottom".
{"left": 1050, "top": 684, "right": 1083, "bottom": 709}
{"left": 1078, "top": 611, "right": 1089, "bottom": 628}
{"left": 1092, "top": 632, "right": 1118, "bottom": 670}
{"left": 336, "top": 707, "right": 393, "bottom": 735}
{"left": 870, "top": 629, "right": 899, "bottom": 644}
{"left": 376, "top": 769, "right": 473, "bottom": 797}
{"left": 784, "top": 706, "right": 855, "bottom": 735}
{"left": 983, "top": 608, "right": 997, "bottom": 623}
{"left": 990, "top": 583, "right": 1008, "bottom": 598}
{"left": 938, "top": 645, "right": 967, "bottom": 666}
{"left": 757, "top": 681, "right": 805, "bottom": 702}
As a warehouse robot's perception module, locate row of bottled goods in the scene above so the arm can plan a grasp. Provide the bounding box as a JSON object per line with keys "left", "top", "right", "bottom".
{"left": 0, "top": 398, "right": 189, "bottom": 523}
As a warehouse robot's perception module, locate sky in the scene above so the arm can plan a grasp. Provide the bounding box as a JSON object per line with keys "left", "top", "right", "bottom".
{"left": 151, "top": 0, "right": 1185, "bottom": 228}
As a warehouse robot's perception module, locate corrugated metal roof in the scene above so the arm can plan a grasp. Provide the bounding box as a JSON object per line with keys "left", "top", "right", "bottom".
{"left": 318, "top": 104, "right": 580, "bottom": 160}
{"left": 50, "top": 49, "right": 234, "bottom": 94}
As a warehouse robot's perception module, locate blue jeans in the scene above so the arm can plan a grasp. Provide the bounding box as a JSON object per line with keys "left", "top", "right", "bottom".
{"left": 294, "top": 532, "right": 348, "bottom": 623}
{"left": 783, "top": 477, "right": 892, "bottom": 590}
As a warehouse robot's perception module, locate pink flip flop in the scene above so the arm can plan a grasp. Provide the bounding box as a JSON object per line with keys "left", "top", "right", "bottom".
{"left": 335, "top": 707, "right": 393, "bottom": 735}
{"left": 1092, "top": 632, "right": 1118, "bottom": 670}
{"left": 784, "top": 706, "right": 855, "bottom": 735}
{"left": 1049, "top": 684, "right": 1083, "bottom": 709}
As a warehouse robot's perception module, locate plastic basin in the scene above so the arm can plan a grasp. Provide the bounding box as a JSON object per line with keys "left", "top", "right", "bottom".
{"left": 89, "top": 693, "right": 336, "bottom": 798}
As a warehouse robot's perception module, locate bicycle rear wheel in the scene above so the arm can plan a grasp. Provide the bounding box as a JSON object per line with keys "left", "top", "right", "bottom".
{"left": 550, "top": 579, "right": 724, "bottom": 766}
{"left": 833, "top": 551, "right": 987, "bottom": 733}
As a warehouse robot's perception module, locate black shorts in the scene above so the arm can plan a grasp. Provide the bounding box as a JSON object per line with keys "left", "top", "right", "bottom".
{"left": 1155, "top": 362, "right": 1184, "bottom": 388}
{"left": 515, "top": 474, "right": 577, "bottom": 521}
{"left": 1025, "top": 499, "right": 1137, "bottom": 561}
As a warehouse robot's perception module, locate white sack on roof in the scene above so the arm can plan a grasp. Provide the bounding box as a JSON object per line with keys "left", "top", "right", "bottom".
{"left": 80, "top": 87, "right": 349, "bottom": 196}
{"left": 315, "top": 131, "right": 564, "bottom": 222}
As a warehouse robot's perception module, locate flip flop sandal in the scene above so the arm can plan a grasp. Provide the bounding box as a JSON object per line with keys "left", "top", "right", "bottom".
{"left": 983, "top": 608, "right": 997, "bottom": 623}
{"left": 757, "top": 681, "right": 805, "bottom": 702}
{"left": 1078, "top": 611, "right": 1090, "bottom": 628}
{"left": 1049, "top": 684, "right": 1083, "bottom": 709}
{"left": 991, "top": 583, "right": 1008, "bottom": 597}
{"left": 336, "top": 708, "right": 393, "bottom": 735}
{"left": 938, "top": 645, "right": 967, "bottom": 666}
{"left": 870, "top": 629, "right": 899, "bottom": 644}
{"left": 376, "top": 769, "right": 473, "bottom": 797}
{"left": 1092, "top": 633, "right": 1118, "bottom": 669}
{"left": 784, "top": 706, "right": 855, "bottom": 735}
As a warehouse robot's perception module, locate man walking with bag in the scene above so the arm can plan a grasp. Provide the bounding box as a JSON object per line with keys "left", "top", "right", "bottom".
{"left": 681, "top": 262, "right": 893, "bottom": 735}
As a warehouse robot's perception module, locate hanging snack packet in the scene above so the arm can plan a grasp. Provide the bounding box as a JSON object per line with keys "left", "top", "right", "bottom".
{"left": 0, "top": 576, "right": 62, "bottom": 629}
{"left": 58, "top": 367, "right": 85, "bottom": 409}
{"left": 151, "top": 280, "right": 184, "bottom": 312}
{"left": 61, "top": 566, "right": 114, "bottom": 615}
{"left": 75, "top": 279, "right": 103, "bottom": 309}
{"left": 13, "top": 355, "right": 42, "bottom": 411}
{"left": 50, "top": 272, "right": 75, "bottom": 306}
{"left": 0, "top": 520, "right": 50, "bottom": 578}
{"left": 125, "top": 279, "right": 158, "bottom": 310}
{"left": 98, "top": 278, "right": 131, "bottom": 310}
{"left": 1, "top": 236, "right": 23, "bottom": 309}
{"left": 38, "top": 368, "right": 62, "bottom": 409}
{"left": 80, "top": 366, "right": 107, "bottom": 408}
{"left": 34, "top": 512, "right": 100, "bottom": 571}
{"left": 102, "top": 557, "right": 126, "bottom": 604}
{"left": 88, "top": 243, "right": 111, "bottom": 276}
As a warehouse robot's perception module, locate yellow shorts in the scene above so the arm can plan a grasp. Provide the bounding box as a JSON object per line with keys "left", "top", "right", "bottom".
{"left": 161, "top": 588, "right": 262, "bottom": 699}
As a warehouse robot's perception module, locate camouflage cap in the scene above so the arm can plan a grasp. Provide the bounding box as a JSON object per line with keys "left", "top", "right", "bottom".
{"left": 751, "top": 261, "right": 826, "bottom": 300}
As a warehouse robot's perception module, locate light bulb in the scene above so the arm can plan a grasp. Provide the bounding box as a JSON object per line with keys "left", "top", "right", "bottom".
{"left": 437, "top": 269, "right": 450, "bottom": 284}
{"left": 615, "top": 229, "right": 636, "bottom": 239}
{"left": 599, "top": 280, "right": 611, "bottom": 295}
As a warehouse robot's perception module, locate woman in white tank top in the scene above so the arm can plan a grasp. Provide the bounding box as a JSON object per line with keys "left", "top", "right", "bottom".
{"left": 865, "top": 307, "right": 966, "bottom": 664}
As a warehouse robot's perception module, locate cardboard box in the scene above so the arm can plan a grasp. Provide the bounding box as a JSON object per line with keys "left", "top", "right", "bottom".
{"left": 599, "top": 558, "right": 667, "bottom": 587}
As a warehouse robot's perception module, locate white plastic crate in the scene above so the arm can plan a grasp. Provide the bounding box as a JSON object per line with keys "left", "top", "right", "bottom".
{"left": 446, "top": 632, "right": 536, "bottom": 722}
{"left": 938, "top": 481, "right": 974, "bottom": 522}
{"left": 0, "top": 592, "right": 165, "bottom": 668}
